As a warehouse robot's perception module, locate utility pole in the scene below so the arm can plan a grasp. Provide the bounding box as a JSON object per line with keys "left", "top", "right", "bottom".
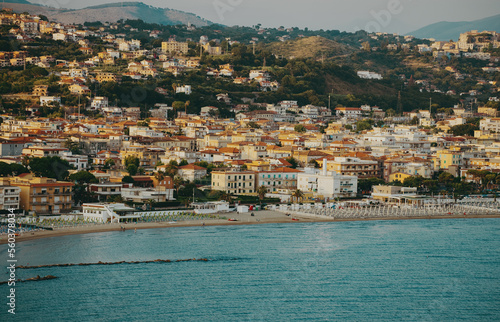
{"left": 397, "top": 91, "right": 402, "bottom": 115}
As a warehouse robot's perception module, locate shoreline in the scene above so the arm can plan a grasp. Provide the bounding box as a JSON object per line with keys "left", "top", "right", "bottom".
{"left": 2, "top": 211, "right": 500, "bottom": 245}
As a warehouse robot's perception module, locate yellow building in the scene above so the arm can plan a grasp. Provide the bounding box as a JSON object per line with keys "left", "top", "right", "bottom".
{"left": 434, "top": 149, "right": 462, "bottom": 169}
{"left": 162, "top": 41, "right": 189, "bottom": 54}
{"left": 211, "top": 170, "right": 256, "bottom": 194}
{"left": 244, "top": 160, "right": 271, "bottom": 171}
{"left": 95, "top": 72, "right": 121, "bottom": 83}
{"left": 120, "top": 146, "right": 162, "bottom": 168}
{"left": 478, "top": 107, "right": 499, "bottom": 117}
{"left": 389, "top": 172, "right": 412, "bottom": 183}
{"left": 10, "top": 174, "right": 73, "bottom": 215}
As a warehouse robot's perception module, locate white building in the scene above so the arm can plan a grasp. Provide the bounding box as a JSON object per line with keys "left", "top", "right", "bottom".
{"left": 91, "top": 97, "right": 109, "bottom": 110}
{"left": 176, "top": 85, "right": 192, "bottom": 95}
{"left": 82, "top": 203, "right": 140, "bottom": 223}
{"left": 357, "top": 71, "right": 383, "bottom": 80}
{"left": 191, "top": 201, "right": 230, "bottom": 214}
{"left": 121, "top": 187, "right": 174, "bottom": 203}
{"left": 128, "top": 126, "right": 165, "bottom": 138}
{"left": 61, "top": 152, "right": 89, "bottom": 170}
{"left": 297, "top": 162, "right": 358, "bottom": 199}
{"left": 480, "top": 118, "right": 500, "bottom": 133}
{"left": 40, "top": 96, "right": 61, "bottom": 106}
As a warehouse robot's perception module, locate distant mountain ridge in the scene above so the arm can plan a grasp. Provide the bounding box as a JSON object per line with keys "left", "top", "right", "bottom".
{"left": 2, "top": 1, "right": 213, "bottom": 27}
{"left": 408, "top": 14, "right": 500, "bottom": 41}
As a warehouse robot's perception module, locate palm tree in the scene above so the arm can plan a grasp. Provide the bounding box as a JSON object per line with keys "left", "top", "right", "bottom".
{"left": 291, "top": 189, "right": 304, "bottom": 204}
{"left": 218, "top": 191, "right": 232, "bottom": 203}
{"left": 257, "top": 186, "right": 268, "bottom": 207}
{"left": 257, "top": 186, "right": 268, "bottom": 200}
{"left": 173, "top": 176, "right": 184, "bottom": 195}
{"left": 154, "top": 170, "right": 165, "bottom": 182}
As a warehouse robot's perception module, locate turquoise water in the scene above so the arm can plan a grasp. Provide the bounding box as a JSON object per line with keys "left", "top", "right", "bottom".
{"left": 1, "top": 218, "right": 500, "bottom": 321}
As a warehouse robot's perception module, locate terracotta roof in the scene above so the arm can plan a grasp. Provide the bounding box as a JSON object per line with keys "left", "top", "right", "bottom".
{"left": 179, "top": 164, "right": 207, "bottom": 170}
{"left": 278, "top": 158, "right": 292, "bottom": 166}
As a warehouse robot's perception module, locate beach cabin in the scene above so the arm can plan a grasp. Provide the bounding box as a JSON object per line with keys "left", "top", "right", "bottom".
{"left": 191, "top": 201, "right": 230, "bottom": 214}
{"left": 82, "top": 203, "right": 140, "bottom": 223}
{"left": 237, "top": 205, "right": 249, "bottom": 213}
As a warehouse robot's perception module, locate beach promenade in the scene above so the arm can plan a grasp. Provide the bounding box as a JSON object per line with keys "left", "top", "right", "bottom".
{"left": 2, "top": 202, "right": 500, "bottom": 245}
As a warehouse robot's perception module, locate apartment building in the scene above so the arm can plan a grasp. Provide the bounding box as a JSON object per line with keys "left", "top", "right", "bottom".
{"left": 0, "top": 179, "right": 21, "bottom": 210}
{"left": 211, "top": 170, "right": 256, "bottom": 194}
{"left": 317, "top": 157, "right": 380, "bottom": 178}
{"left": 256, "top": 167, "right": 302, "bottom": 193}
{"left": 162, "top": 41, "right": 189, "bottom": 54}
{"left": 297, "top": 167, "right": 358, "bottom": 199}
{"left": 11, "top": 174, "right": 73, "bottom": 215}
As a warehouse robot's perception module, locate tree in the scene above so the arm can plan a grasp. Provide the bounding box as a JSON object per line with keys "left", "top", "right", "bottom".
{"left": 449, "top": 123, "right": 478, "bottom": 136}
{"left": 103, "top": 158, "right": 115, "bottom": 169}
{"left": 173, "top": 176, "right": 184, "bottom": 195}
{"left": 124, "top": 156, "right": 139, "bottom": 168}
{"left": 122, "top": 175, "right": 135, "bottom": 184}
{"left": 28, "top": 156, "right": 72, "bottom": 180}
{"left": 285, "top": 157, "right": 299, "bottom": 169}
{"left": 64, "top": 138, "right": 81, "bottom": 154}
{"left": 438, "top": 172, "right": 455, "bottom": 186}
{"left": 294, "top": 124, "right": 306, "bottom": 133}
{"left": 291, "top": 189, "right": 304, "bottom": 203}
{"left": 179, "top": 159, "right": 188, "bottom": 166}
{"left": 358, "top": 178, "right": 385, "bottom": 194}
{"left": 257, "top": 186, "right": 268, "bottom": 203}
{"left": 309, "top": 159, "right": 320, "bottom": 168}
{"left": 126, "top": 164, "right": 138, "bottom": 176}
{"left": 0, "top": 162, "right": 28, "bottom": 177}
{"left": 69, "top": 171, "right": 98, "bottom": 206}
{"left": 68, "top": 171, "right": 98, "bottom": 184}
{"left": 172, "top": 101, "right": 185, "bottom": 110}
{"left": 218, "top": 191, "right": 232, "bottom": 202}
{"left": 247, "top": 121, "right": 260, "bottom": 129}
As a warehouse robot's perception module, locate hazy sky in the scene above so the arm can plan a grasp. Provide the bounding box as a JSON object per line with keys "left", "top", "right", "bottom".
{"left": 29, "top": 0, "right": 500, "bottom": 34}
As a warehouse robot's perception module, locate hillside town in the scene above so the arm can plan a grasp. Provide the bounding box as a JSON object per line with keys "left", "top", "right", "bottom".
{"left": 0, "top": 9, "right": 499, "bottom": 217}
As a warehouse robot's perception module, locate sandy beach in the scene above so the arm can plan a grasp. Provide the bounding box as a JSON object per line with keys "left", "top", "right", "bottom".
{"left": 2, "top": 210, "right": 499, "bottom": 245}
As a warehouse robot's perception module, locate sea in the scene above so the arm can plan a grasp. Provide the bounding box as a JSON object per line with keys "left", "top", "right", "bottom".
{"left": 1, "top": 218, "right": 499, "bottom": 321}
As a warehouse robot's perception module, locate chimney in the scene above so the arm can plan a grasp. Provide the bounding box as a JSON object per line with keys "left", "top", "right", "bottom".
{"left": 322, "top": 158, "right": 327, "bottom": 176}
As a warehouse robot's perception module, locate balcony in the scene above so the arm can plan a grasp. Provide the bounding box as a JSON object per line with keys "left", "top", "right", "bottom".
{"left": 31, "top": 192, "right": 48, "bottom": 196}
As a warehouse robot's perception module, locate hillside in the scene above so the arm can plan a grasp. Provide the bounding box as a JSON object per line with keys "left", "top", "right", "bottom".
{"left": 2, "top": 1, "right": 212, "bottom": 26}
{"left": 266, "top": 36, "right": 356, "bottom": 60}
{"left": 408, "top": 14, "right": 500, "bottom": 41}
